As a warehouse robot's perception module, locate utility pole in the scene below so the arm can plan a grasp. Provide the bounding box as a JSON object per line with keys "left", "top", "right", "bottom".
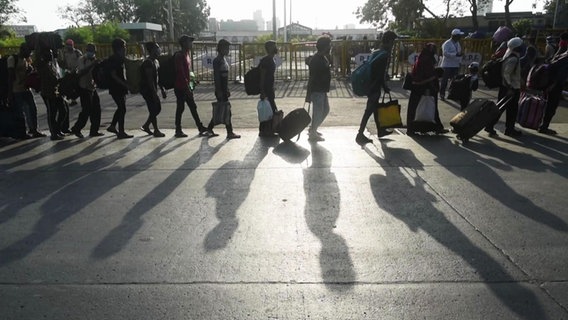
{"left": 273, "top": 0, "right": 277, "bottom": 41}
{"left": 168, "top": 0, "right": 175, "bottom": 41}
{"left": 284, "top": 0, "right": 287, "bottom": 42}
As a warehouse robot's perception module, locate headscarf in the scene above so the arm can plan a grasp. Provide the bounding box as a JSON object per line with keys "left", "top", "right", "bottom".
{"left": 412, "top": 43, "right": 437, "bottom": 81}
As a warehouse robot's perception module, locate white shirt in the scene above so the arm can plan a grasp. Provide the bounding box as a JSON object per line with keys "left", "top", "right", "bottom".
{"left": 440, "top": 39, "right": 462, "bottom": 68}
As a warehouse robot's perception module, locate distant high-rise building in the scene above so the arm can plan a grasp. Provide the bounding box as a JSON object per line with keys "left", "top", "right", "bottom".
{"left": 208, "top": 18, "right": 220, "bottom": 32}
{"left": 253, "top": 10, "right": 265, "bottom": 31}
{"left": 478, "top": 0, "right": 493, "bottom": 16}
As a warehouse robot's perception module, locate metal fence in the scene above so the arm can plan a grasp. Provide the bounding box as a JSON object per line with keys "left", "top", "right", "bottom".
{"left": 1, "top": 38, "right": 498, "bottom": 82}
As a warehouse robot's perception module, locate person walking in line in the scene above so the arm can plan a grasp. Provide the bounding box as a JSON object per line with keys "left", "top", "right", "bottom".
{"left": 106, "top": 38, "right": 133, "bottom": 139}
{"left": 305, "top": 35, "right": 332, "bottom": 142}
{"left": 206, "top": 39, "right": 240, "bottom": 140}
{"left": 439, "top": 29, "right": 464, "bottom": 101}
{"left": 406, "top": 43, "right": 448, "bottom": 135}
{"left": 140, "top": 42, "right": 166, "bottom": 138}
{"left": 60, "top": 39, "right": 82, "bottom": 106}
{"left": 174, "top": 35, "right": 208, "bottom": 138}
{"left": 355, "top": 30, "right": 398, "bottom": 145}
{"left": 484, "top": 37, "right": 524, "bottom": 137}
{"left": 7, "top": 43, "right": 45, "bottom": 138}
{"left": 70, "top": 43, "right": 104, "bottom": 138}
{"left": 37, "top": 49, "right": 69, "bottom": 141}
{"left": 540, "top": 51, "right": 568, "bottom": 135}
{"left": 258, "top": 40, "right": 279, "bottom": 137}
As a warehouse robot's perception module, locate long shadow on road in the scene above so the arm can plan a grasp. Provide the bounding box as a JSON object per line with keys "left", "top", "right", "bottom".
{"left": 366, "top": 140, "right": 546, "bottom": 319}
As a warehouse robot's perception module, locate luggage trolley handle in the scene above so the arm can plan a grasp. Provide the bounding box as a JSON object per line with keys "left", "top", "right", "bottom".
{"left": 297, "top": 102, "right": 311, "bottom": 142}
{"left": 496, "top": 95, "right": 513, "bottom": 112}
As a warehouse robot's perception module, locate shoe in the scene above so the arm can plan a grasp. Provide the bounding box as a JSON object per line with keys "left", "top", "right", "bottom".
{"left": 60, "top": 129, "right": 71, "bottom": 135}
{"left": 207, "top": 130, "right": 219, "bottom": 137}
{"left": 227, "top": 133, "right": 241, "bottom": 140}
{"left": 259, "top": 132, "right": 278, "bottom": 138}
{"left": 140, "top": 126, "right": 153, "bottom": 135}
{"left": 440, "top": 95, "right": 446, "bottom": 101}
{"left": 153, "top": 130, "right": 166, "bottom": 137}
{"left": 89, "top": 132, "right": 105, "bottom": 137}
{"left": 355, "top": 133, "right": 372, "bottom": 145}
{"left": 50, "top": 135, "right": 64, "bottom": 141}
{"left": 30, "top": 130, "right": 46, "bottom": 138}
{"left": 484, "top": 128, "right": 498, "bottom": 136}
{"left": 504, "top": 129, "right": 522, "bottom": 137}
{"left": 106, "top": 126, "right": 118, "bottom": 134}
{"left": 308, "top": 133, "right": 325, "bottom": 142}
{"left": 71, "top": 128, "right": 84, "bottom": 138}
{"left": 175, "top": 131, "right": 188, "bottom": 138}
{"left": 436, "top": 128, "right": 450, "bottom": 135}
{"left": 538, "top": 128, "right": 557, "bottom": 135}
{"left": 117, "top": 132, "right": 133, "bottom": 139}
{"left": 198, "top": 127, "right": 209, "bottom": 136}
{"left": 378, "top": 128, "right": 394, "bottom": 137}
{"left": 407, "top": 131, "right": 418, "bottom": 136}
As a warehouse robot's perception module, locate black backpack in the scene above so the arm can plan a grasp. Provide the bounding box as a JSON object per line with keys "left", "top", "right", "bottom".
{"left": 158, "top": 52, "right": 178, "bottom": 90}
{"left": 481, "top": 58, "right": 504, "bottom": 89}
{"left": 244, "top": 66, "right": 261, "bottom": 95}
{"left": 92, "top": 58, "right": 111, "bottom": 89}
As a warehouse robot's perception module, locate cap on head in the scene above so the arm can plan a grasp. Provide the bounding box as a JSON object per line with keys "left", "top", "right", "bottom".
{"left": 507, "top": 37, "right": 523, "bottom": 49}
{"left": 451, "top": 29, "right": 464, "bottom": 36}
{"left": 381, "top": 30, "right": 398, "bottom": 44}
{"left": 179, "top": 35, "right": 195, "bottom": 46}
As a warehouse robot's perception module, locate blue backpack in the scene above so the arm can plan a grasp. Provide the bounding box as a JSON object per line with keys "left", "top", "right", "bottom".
{"left": 351, "top": 49, "right": 386, "bottom": 96}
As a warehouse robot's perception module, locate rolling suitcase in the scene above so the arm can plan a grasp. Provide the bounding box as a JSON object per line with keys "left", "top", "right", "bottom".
{"left": 517, "top": 92, "right": 545, "bottom": 129}
{"left": 450, "top": 97, "right": 509, "bottom": 142}
{"left": 278, "top": 104, "right": 311, "bottom": 141}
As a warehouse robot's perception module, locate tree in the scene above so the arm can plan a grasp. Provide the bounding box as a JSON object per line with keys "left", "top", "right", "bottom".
{"left": 93, "top": 22, "right": 131, "bottom": 43}
{"left": 91, "top": 0, "right": 138, "bottom": 23}
{"left": 503, "top": 0, "right": 515, "bottom": 28}
{"left": 512, "top": 18, "right": 532, "bottom": 36}
{"left": 465, "top": 0, "right": 491, "bottom": 31}
{"left": 0, "top": 0, "right": 26, "bottom": 26}
{"left": 59, "top": 1, "right": 103, "bottom": 28}
{"left": 356, "top": 0, "right": 465, "bottom": 36}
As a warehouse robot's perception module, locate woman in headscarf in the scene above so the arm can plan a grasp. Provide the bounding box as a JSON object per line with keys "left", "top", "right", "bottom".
{"left": 406, "top": 43, "right": 448, "bottom": 135}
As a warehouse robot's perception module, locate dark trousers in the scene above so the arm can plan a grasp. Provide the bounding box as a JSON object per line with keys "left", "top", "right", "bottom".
{"left": 142, "top": 93, "right": 162, "bottom": 130}
{"left": 359, "top": 90, "right": 381, "bottom": 134}
{"left": 174, "top": 88, "right": 205, "bottom": 132}
{"left": 110, "top": 94, "right": 127, "bottom": 133}
{"left": 13, "top": 91, "right": 38, "bottom": 132}
{"left": 542, "top": 82, "right": 563, "bottom": 129}
{"left": 440, "top": 67, "right": 459, "bottom": 97}
{"left": 487, "top": 86, "right": 520, "bottom": 131}
{"left": 43, "top": 95, "right": 69, "bottom": 136}
{"left": 72, "top": 88, "right": 101, "bottom": 134}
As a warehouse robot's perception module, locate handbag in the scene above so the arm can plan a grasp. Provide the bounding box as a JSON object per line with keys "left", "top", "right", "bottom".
{"left": 212, "top": 101, "right": 231, "bottom": 125}
{"left": 375, "top": 93, "right": 403, "bottom": 128}
{"left": 402, "top": 72, "right": 413, "bottom": 91}
{"left": 257, "top": 99, "right": 273, "bottom": 122}
{"left": 414, "top": 94, "right": 436, "bottom": 123}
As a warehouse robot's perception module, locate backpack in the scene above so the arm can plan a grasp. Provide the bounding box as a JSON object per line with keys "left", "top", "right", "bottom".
{"left": 526, "top": 64, "right": 551, "bottom": 90}
{"left": 244, "top": 66, "right": 261, "bottom": 95}
{"left": 157, "top": 52, "right": 177, "bottom": 90}
{"left": 447, "top": 74, "right": 471, "bottom": 101}
{"left": 59, "top": 72, "right": 80, "bottom": 100}
{"left": 92, "top": 58, "right": 111, "bottom": 89}
{"left": 481, "top": 58, "right": 504, "bottom": 89}
{"left": 351, "top": 49, "right": 386, "bottom": 96}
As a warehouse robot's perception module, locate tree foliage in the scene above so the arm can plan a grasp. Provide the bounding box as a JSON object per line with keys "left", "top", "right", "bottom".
{"left": 356, "top": 0, "right": 465, "bottom": 36}
{"left": 63, "top": 22, "right": 130, "bottom": 45}
{"left": 0, "top": 0, "right": 26, "bottom": 26}
{"left": 60, "top": 0, "right": 210, "bottom": 40}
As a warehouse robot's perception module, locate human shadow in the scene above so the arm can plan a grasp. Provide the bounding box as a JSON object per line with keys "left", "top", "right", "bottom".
{"left": 204, "top": 138, "right": 278, "bottom": 251}
{"left": 92, "top": 138, "right": 226, "bottom": 259}
{"left": 0, "top": 137, "right": 124, "bottom": 226}
{"left": 303, "top": 142, "right": 356, "bottom": 292}
{"left": 366, "top": 141, "right": 545, "bottom": 319}
{"left": 272, "top": 140, "right": 310, "bottom": 164}
{"left": 427, "top": 137, "right": 567, "bottom": 232}
{"left": 0, "top": 137, "right": 183, "bottom": 266}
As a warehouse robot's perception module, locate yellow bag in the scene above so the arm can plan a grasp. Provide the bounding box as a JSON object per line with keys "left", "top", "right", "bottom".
{"left": 376, "top": 94, "right": 403, "bottom": 128}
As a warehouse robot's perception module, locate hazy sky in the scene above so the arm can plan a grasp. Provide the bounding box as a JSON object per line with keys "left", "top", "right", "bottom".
{"left": 12, "top": 0, "right": 541, "bottom": 32}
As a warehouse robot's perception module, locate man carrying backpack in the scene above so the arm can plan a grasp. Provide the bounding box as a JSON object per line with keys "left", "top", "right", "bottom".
{"left": 60, "top": 39, "right": 82, "bottom": 106}
{"left": 70, "top": 43, "right": 103, "bottom": 138}
{"left": 173, "top": 35, "right": 208, "bottom": 138}
{"left": 258, "top": 40, "right": 279, "bottom": 137}
{"left": 484, "top": 37, "right": 524, "bottom": 137}
{"left": 355, "top": 30, "right": 397, "bottom": 145}
{"left": 106, "top": 38, "right": 133, "bottom": 139}
{"left": 7, "top": 43, "right": 45, "bottom": 138}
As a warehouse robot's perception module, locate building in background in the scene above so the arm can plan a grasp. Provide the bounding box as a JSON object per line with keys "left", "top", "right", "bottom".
{"left": 6, "top": 25, "right": 38, "bottom": 38}
{"left": 253, "top": 10, "right": 265, "bottom": 31}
